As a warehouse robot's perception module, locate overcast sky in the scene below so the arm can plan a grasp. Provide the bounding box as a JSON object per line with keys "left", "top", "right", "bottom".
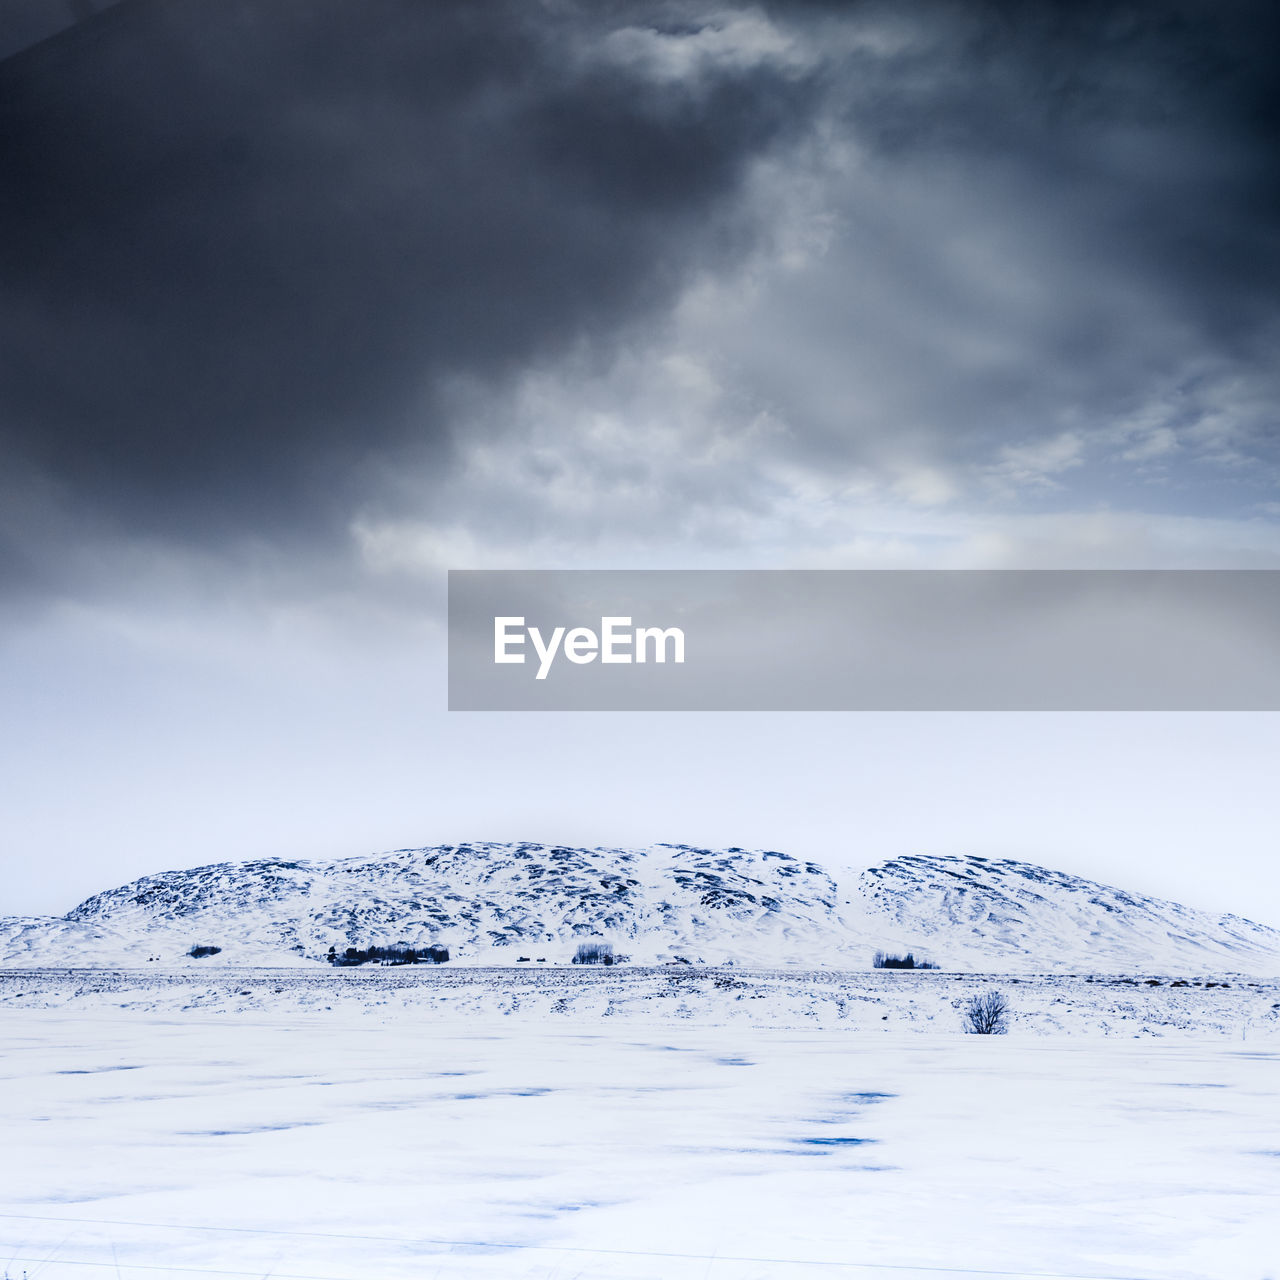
{"left": 2, "top": 0, "right": 1278, "bottom": 921}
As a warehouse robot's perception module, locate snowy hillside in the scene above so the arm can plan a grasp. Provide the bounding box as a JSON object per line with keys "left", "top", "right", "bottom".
{"left": 2, "top": 843, "right": 1279, "bottom": 975}
{"left": 860, "top": 854, "right": 1280, "bottom": 976}
{"left": 0, "top": 843, "right": 853, "bottom": 969}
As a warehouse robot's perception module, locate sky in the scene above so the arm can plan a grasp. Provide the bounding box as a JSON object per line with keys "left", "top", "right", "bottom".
{"left": 1, "top": 0, "right": 1278, "bottom": 922}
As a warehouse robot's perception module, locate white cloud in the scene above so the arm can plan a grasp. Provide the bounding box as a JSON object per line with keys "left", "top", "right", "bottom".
{"left": 985, "top": 431, "right": 1086, "bottom": 493}
{"left": 1120, "top": 425, "right": 1179, "bottom": 463}
{"left": 598, "top": 10, "right": 804, "bottom": 82}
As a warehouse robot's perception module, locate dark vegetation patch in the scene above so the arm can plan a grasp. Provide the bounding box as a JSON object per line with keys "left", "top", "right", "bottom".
{"left": 572, "top": 941, "right": 615, "bottom": 965}
{"left": 328, "top": 944, "right": 449, "bottom": 965}
{"left": 872, "top": 952, "right": 938, "bottom": 970}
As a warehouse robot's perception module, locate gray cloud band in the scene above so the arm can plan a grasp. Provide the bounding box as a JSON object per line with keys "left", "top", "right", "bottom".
{"left": 449, "top": 570, "right": 1280, "bottom": 710}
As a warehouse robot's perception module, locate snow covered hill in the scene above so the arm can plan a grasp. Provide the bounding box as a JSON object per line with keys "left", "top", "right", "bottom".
{"left": 0, "top": 843, "right": 851, "bottom": 969}
{"left": 861, "top": 854, "right": 1280, "bottom": 976}
{"left": 1, "top": 844, "right": 1279, "bottom": 975}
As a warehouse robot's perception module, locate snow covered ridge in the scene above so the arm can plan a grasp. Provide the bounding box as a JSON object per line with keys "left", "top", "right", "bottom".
{"left": 2, "top": 844, "right": 1279, "bottom": 975}
{"left": 860, "top": 854, "right": 1280, "bottom": 977}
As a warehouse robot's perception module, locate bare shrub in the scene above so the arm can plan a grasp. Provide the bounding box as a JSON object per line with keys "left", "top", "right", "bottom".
{"left": 962, "top": 989, "right": 1009, "bottom": 1034}
{"left": 188, "top": 945, "right": 221, "bottom": 958}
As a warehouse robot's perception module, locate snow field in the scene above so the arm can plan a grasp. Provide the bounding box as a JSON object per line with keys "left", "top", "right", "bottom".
{"left": 1, "top": 991, "right": 1278, "bottom": 1279}
{"left": 2, "top": 967, "right": 1278, "bottom": 1039}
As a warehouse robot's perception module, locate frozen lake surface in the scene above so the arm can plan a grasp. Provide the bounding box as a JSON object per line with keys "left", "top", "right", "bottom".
{"left": 1, "top": 971, "right": 1278, "bottom": 1279}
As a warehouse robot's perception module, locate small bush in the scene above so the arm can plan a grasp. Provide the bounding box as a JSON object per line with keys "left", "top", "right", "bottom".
{"left": 873, "top": 951, "right": 938, "bottom": 970}
{"left": 572, "top": 941, "right": 614, "bottom": 965}
{"left": 188, "top": 945, "right": 221, "bottom": 958}
{"left": 962, "top": 989, "right": 1010, "bottom": 1035}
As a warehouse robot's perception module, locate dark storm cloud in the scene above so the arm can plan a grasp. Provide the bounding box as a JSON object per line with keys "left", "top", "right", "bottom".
{"left": 834, "top": 0, "right": 1280, "bottom": 344}
{"left": 717, "top": 0, "right": 1280, "bottom": 505}
{"left": 3, "top": 0, "right": 1279, "bottom": 590}
{"left": 0, "top": 0, "right": 814, "bottom": 544}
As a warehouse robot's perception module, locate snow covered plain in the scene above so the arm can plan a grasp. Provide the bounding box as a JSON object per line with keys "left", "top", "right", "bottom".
{"left": 3, "top": 968, "right": 1279, "bottom": 1280}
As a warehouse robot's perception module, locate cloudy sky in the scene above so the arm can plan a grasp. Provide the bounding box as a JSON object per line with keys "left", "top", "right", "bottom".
{"left": 2, "top": 0, "right": 1278, "bottom": 920}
